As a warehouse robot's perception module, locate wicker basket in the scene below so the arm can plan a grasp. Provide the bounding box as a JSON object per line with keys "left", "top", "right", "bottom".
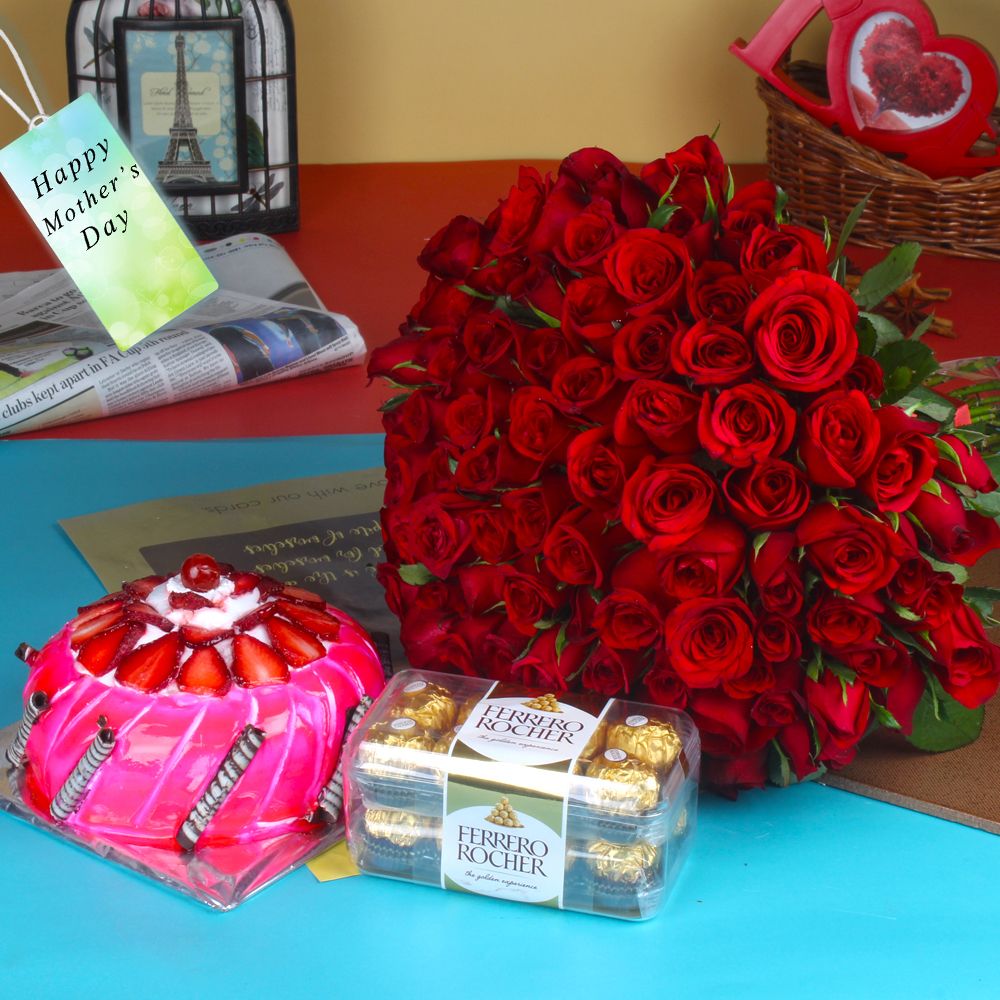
{"left": 758, "top": 63, "right": 1000, "bottom": 260}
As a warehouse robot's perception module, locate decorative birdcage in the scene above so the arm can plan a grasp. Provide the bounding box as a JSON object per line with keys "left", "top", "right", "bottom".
{"left": 66, "top": 0, "right": 298, "bottom": 239}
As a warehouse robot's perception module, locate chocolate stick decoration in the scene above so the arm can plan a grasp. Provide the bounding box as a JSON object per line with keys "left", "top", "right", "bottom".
{"left": 50, "top": 725, "right": 115, "bottom": 821}
{"left": 176, "top": 725, "right": 265, "bottom": 852}
{"left": 5, "top": 690, "right": 48, "bottom": 768}
{"left": 315, "top": 695, "right": 374, "bottom": 822}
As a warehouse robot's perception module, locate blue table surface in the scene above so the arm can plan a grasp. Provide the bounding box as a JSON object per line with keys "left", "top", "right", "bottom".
{"left": 3, "top": 435, "right": 998, "bottom": 1000}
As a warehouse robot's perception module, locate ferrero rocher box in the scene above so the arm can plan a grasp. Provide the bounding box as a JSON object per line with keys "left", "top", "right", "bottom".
{"left": 344, "top": 670, "right": 700, "bottom": 920}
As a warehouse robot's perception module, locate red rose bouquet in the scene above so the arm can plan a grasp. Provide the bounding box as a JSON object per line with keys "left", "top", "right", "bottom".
{"left": 368, "top": 136, "right": 1000, "bottom": 793}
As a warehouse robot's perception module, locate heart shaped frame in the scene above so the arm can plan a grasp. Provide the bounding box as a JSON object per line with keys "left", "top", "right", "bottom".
{"left": 732, "top": 0, "right": 1000, "bottom": 178}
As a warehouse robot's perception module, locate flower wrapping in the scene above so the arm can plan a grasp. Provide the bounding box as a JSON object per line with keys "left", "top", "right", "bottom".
{"left": 369, "top": 137, "right": 1000, "bottom": 793}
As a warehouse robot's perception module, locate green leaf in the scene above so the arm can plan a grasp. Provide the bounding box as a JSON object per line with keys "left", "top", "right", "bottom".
{"left": 397, "top": 563, "right": 435, "bottom": 586}
{"left": 898, "top": 386, "right": 956, "bottom": 424}
{"left": 448, "top": 457, "right": 458, "bottom": 475}
{"left": 752, "top": 532, "right": 771, "bottom": 560}
{"left": 656, "top": 173, "right": 680, "bottom": 207}
{"left": 378, "top": 393, "right": 410, "bottom": 413}
{"left": 534, "top": 618, "right": 558, "bottom": 630}
{"left": 647, "top": 203, "right": 680, "bottom": 230}
{"left": 926, "top": 557, "right": 968, "bottom": 584}
{"left": 858, "top": 311, "right": 904, "bottom": 351}
{"left": 821, "top": 215, "right": 832, "bottom": 252}
{"left": 832, "top": 192, "right": 873, "bottom": 263}
{"left": 889, "top": 601, "right": 922, "bottom": 623}
{"left": 775, "top": 187, "right": 789, "bottom": 225}
{"left": 970, "top": 490, "right": 1000, "bottom": 518}
{"left": 920, "top": 479, "right": 943, "bottom": 499}
{"left": 768, "top": 740, "right": 792, "bottom": 788}
{"left": 887, "top": 510, "right": 900, "bottom": 532}
{"left": 853, "top": 243, "right": 922, "bottom": 310}
{"left": 877, "top": 339, "right": 938, "bottom": 404}
{"left": 907, "top": 686, "right": 985, "bottom": 752}
{"left": 856, "top": 316, "right": 877, "bottom": 358}
{"left": 703, "top": 178, "right": 719, "bottom": 224}
{"left": 555, "top": 623, "right": 569, "bottom": 658}
{"left": 456, "top": 283, "right": 495, "bottom": 300}
{"left": 870, "top": 698, "right": 901, "bottom": 730}
{"left": 805, "top": 649, "right": 823, "bottom": 682}
{"left": 528, "top": 303, "right": 561, "bottom": 329}
{"left": 391, "top": 360, "right": 427, "bottom": 373}
{"left": 910, "top": 313, "right": 934, "bottom": 341}
{"left": 246, "top": 115, "right": 265, "bottom": 168}
{"left": 725, "top": 167, "right": 736, "bottom": 205}
{"left": 963, "top": 586, "right": 1000, "bottom": 619}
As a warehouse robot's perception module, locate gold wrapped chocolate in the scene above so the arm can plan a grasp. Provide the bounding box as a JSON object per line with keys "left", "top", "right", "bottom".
{"left": 581, "top": 720, "right": 607, "bottom": 761}
{"left": 587, "top": 839, "right": 659, "bottom": 885}
{"left": 363, "top": 718, "right": 437, "bottom": 753}
{"left": 585, "top": 750, "right": 660, "bottom": 813}
{"left": 606, "top": 715, "right": 682, "bottom": 770}
{"left": 433, "top": 726, "right": 460, "bottom": 755}
{"left": 455, "top": 695, "right": 482, "bottom": 726}
{"left": 389, "top": 679, "right": 457, "bottom": 733}
{"left": 363, "top": 808, "right": 430, "bottom": 848}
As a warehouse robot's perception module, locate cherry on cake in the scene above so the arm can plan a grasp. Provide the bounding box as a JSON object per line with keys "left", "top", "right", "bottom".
{"left": 11, "top": 555, "right": 384, "bottom": 850}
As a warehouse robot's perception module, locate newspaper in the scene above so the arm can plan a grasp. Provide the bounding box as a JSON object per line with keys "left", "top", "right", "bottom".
{"left": 0, "top": 234, "right": 366, "bottom": 436}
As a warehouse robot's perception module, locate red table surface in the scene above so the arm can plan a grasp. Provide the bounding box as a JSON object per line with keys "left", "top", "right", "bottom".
{"left": 3, "top": 162, "right": 998, "bottom": 441}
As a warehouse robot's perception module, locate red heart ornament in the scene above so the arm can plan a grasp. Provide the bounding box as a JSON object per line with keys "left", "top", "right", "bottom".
{"left": 731, "top": 0, "right": 1000, "bottom": 178}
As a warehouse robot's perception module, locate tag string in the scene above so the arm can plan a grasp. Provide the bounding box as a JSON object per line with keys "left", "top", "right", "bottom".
{"left": 0, "top": 28, "right": 46, "bottom": 129}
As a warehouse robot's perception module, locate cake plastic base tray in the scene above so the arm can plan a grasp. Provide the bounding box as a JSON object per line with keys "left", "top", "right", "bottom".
{"left": 0, "top": 722, "right": 343, "bottom": 911}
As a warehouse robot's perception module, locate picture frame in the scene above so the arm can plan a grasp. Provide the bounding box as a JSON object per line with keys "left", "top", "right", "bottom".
{"left": 113, "top": 17, "right": 248, "bottom": 198}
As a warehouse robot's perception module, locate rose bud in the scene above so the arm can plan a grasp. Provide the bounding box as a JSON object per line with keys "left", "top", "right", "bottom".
{"left": 860, "top": 406, "right": 938, "bottom": 513}
{"left": 750, "top": 532, "right": 804, "bottom": 616}
{"left": 910, "top": 481, "right": 1000, "bottom": 566}
{"left": 805, "top": 671, "right": 871, "bottom": 767}
{"left": 485, "top": 165, "right": 548, "bottom": 253}
{"left": 508, "top": 628, "right": 590, "bottom": 693}
{"left": 937, "top": 434, "right": 998, "bottom": 493}
{"left": 417, "top": 214, "right": 490, "bottom": 280}
{"left": 740, "top": 223, "right": 829, "bottom": 290}
{"left": 929, "top": 603, "right": 1000, "bottom": 709}
{"left": 698, "top": 382, "right": 796, "bottom": 467}
{"left": 798, "top": 390, "right": 881, "bottom": 487}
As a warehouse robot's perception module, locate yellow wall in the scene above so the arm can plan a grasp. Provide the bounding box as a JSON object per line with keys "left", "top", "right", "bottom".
{"left": 1, "top": 0, "right": 998, "bottom": 164}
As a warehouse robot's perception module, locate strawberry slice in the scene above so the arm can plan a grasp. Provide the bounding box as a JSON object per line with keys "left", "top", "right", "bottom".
{"left": 280, "top": 585, "right": 326, "bottom": 609}
{"left": 231, "top": 572, "right": 261, "bottom": 596}
{"left": 123, "top": 575, "right": 167, "bottom": 599}
{"left": 256, "top": 575, "right": 284, "bottom": 597}
{"left": 181, "top": 625, "right": 234, "bottom": 647}
{"left": 178, "top": 647, "right": 230, "bottom": 695}
{"left": 275, "top": 600, "right": 341, "bottom": 640}
{"left": 234, "top": 602, "right": 279, "bottom": 632}
{"left": 124, "top": 602, "right": 176, "bottom": 632}
{"left": 232, "top": 634, "right": 289, "bottom": 687}
{"left": 266, "top": 617, "right": 325, "bottom": 667}
{"left": 70, "top": 608, "right": 125, "bottom": 648}
{"left": 76, "top": 591, "right": 125, "bottom": 615}
{"left": 169, "top": 591, "right": 213, "bottom": 611}
{"left": 79, "top": 623, "right": 132, "bottom": 676}
{"left": 115, "top": 633, "right": 182, "bottom": 692}
{"left": 71, "top": 598, "right": 124, "bottom": 629}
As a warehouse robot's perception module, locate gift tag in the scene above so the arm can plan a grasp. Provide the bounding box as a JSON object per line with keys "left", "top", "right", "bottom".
{"left": 0, "top": 92, "right": 218, "bottom": 351}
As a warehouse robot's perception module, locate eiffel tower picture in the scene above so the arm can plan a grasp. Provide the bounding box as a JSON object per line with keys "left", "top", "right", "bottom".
{"left": 156, "top": 33, "right": 216, "bottom": 187}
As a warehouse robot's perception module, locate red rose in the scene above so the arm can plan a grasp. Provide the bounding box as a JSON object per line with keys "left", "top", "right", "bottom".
{"left": 543, "top": 507, "right": 627, "bottom": 588}
{"left": 566, "top": 426, "right": 634, "bottom": 515}
{"left": 454, "top": 436, "right": 499, "bottom": 493}
{"left": 698, "top": 382, "right": 796, "bottom": 467}
{"left": 386, "top": 493, "right": 472, "bottom": 579}
{"left": 838, "top": 354, "right": 885, "bottom": 399}
{"left": 662, "top": 597, "right": 755, "bottom": 687}
{"left": 930, "top": 604, "right": 1000, "bottom": 708}
{"left": 409, "top": 276, "right": 481, "bottom": 330}
{"left": 550, "top": 355, "right": 622, "bottom": 421}
{"left": 444, "top": 392, "right": 493, "bottom": 449}
{"left": 417, "top": 214, "right": 489, "bottom": 279}
{"left": 500, "top": 476, "right": 573, "bottom": 553}
{"left": 506, "top": 387, "right": 573, "bottom": 467}
{"left": 621, "top": 457, "right": 717, "bottom": 549}
{"left": 594, "top": 589, "right": 664, "bottom": 650}
{"left": 502, "top": 566, "right": 559, "bottom": 636}
{"left": 702, "top": 749, "right": 769, "bottom": 795}
{"left": 744, "top": 272, "right": 858, "bottom": 392}
{"left": 462, "top": 312, "right": 521, "bottom": 380}
{"left": 687, "top": 261, "right": 754, "bottom": 325}
{"left": 383, "top": 389, "right": 432, "bottom": 448}
{"left": 887, "top": 555, "right": 932, "bottom": 610}
{"left": 860, "top": 406, "right": 938, "bottom": 513}
{"left": 938, "top": 434, "right": 998, "bottom": 493}
{"left": 799, "top": 390, "right": 881, "bottom": 487}
{"left": 912, "top": 573, "right": 964, "bottom": 629}
{"left": 612, "top": 314, "right": 680, "bottom": 381}
{"left": 657, "top": 518, "right": 746, "bottom": 599}
{"left": 751, "top": 688, "right": 799, "bottom": 729}
{"left": 399, "top": 609, "right": 460, "bottom": 669}
{"left": 509, "top": 629, "right": 589, "bottom": 692}
{"left": 805, "top": 671, "right": 871, "bottom": 766}
{"left": 468, "top": 507, "right": 516, "bottom": 564}
{"left": 776, "top": 716, "right": 818, "bottom": 780}
{"left": 885, "top": 657, "right": 927, "bottom": 735}
{"left": 750, "top": 532, "right": 804, "bottom": 615}
{"left": 614, "top": 379, "right": 701, "bottom": 454}
{"left": 456, "top": 564, "right": 503, "bottom": 614}
{"left": 603, "top": 229, "right": 691, "bottom": 315}
{"left": 640, "top": 135, "right": 727, "bottom": 219}
{"left": 807, "top": 594, "right": 881, "bottom": 652}
{"left": 581, "top": 644, "right": 643, "bottom": 695}
{"left": 755, "top": 614, "right": 802, "bottom": 663}
{"left": 554, "top": 197, "right": 624, "bottom": 272}
{"left": 644, "top": 665, "right": 689, "bottom": 709}
{"left": 798, "top": 504, "right": 906, "bottom": 595}
{"left": 558, "top": 147, "right": 652, "bottom": 228}
{"left": 723, "top": 459, "right": 810, "bottom": 530}
{"left": 671, "top": 320, "right": 754, "bottom": 387}
{"left": 739, "top": 223, "right": 828, "bottom": 290}
{"left": 841, "top": 638, "right": 909, "bottom": 688}
{"left": 910, "top": 481, "right": 1000, "bottom": 566}
{"left": 561, "top": 276, "right": 627, "bottom": 356}
{"left": 686, "top": 688, "right": 769, "bottom": 757}
{"left": 486, "top": 165, "right": 547, "bottom": 253}
{"left": 514, "top": 327, "right": 572, "bottom": 386}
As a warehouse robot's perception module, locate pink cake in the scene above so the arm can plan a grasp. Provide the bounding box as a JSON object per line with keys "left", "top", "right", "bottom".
{"left": 11, "top": 555, "right": 385, "bottom": 850}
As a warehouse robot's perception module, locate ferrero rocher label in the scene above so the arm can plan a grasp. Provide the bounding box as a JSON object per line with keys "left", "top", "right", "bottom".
{"left": 588, "top": 840, "right": 658, "bottom": 885}
{"left": 606, "top": 715, "right": 682, "bottom": 770}
{"left": 585, "top": 751, "right": 660, "bottom": 813}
